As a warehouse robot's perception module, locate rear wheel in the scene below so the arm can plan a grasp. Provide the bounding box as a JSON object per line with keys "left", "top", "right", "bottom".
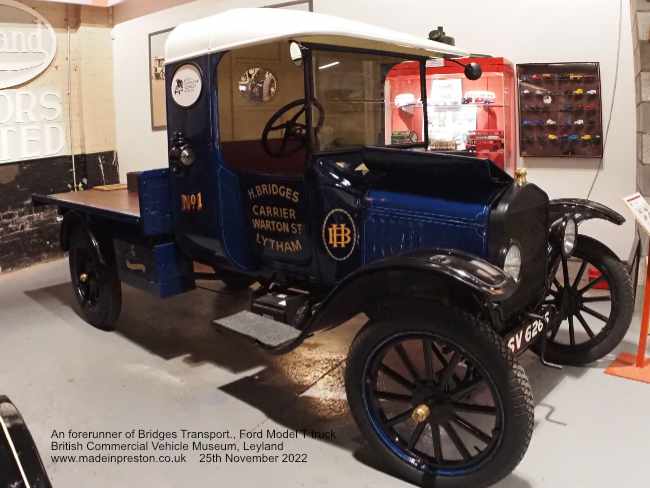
{"left": 69, "top": 227, "right": 121, "bottom": 330}
{"left": 345, "top": 305, "right": 533, "bottom": 488}
{"left": 538, "top": 235, "right": 633, "bottom": 365}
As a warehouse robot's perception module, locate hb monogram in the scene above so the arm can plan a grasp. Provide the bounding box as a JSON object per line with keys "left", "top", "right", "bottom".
{"left": 327, "top": 223, "right": 352, "bottom": 248}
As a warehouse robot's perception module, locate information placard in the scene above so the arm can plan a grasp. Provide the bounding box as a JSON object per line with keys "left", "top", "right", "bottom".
{"left": 623, "top": 193, "right": 650, "bottom": 236}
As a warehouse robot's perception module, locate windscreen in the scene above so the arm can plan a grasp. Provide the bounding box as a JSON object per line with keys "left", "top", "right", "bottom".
{"left": 312, "top": 50, "right": 424, "bottom": 151}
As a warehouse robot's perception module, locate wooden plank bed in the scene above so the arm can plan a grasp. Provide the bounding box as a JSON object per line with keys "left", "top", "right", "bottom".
{"left": 32, "top": 188, "right": 141, "bottom": 224}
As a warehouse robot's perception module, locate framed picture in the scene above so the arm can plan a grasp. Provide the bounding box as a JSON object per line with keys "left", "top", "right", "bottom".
{"left": 148, "top": 27, "right": 173, "bottom": 131}
{"left": 147, "top": 1, "right": 313, "bottom": 131}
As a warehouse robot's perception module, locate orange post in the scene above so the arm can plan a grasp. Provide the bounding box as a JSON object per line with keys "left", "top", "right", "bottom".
{"left": 636, "top": 246, "right": 650, "bottom": 367}
{"left": 605, "top": 243, "right": 650, "bottom": 383}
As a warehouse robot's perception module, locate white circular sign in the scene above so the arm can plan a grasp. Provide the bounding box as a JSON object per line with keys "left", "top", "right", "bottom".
{"left": 0, "top": 0, "right": 57, "bottom": 89}
{"left": 171, "top": 64, "right": 202, "bottom": 107}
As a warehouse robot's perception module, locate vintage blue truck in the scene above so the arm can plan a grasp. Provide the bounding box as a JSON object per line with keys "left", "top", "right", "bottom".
{"left": 33, "top": 8, "right": 633, "bottom": 487}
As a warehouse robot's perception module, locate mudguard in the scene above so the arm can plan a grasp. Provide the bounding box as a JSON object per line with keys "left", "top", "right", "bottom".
{"left": 0, "top": 396, "right": 52, "bottom": 488}
{"left": 549, "top": 198, "right": 625, "bottom": 226}
{"left": 307, "top": 249, "right": 516, "bottom": 332}
{"left": 60, "top": 211, "right": 107, "bottom": 265}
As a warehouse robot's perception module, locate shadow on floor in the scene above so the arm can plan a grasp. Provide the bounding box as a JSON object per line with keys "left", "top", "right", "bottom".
{"left": 25, "top": 279, "right": 593, "bottom": 487}
{"left": 24, "top": 280, "right": 270, "bottom": 373}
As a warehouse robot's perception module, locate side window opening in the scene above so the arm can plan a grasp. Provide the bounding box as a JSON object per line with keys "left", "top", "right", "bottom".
{"left": 216, "top": 42, "right": 307, "bottom": 176}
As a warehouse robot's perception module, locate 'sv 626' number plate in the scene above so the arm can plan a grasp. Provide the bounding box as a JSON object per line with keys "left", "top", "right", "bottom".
{"left": 505, "top": 315, "right": 547, "bottom": 355}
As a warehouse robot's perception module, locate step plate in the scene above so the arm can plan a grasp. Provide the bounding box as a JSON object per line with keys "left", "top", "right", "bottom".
{"left": 213, "top": 311, "right": 301, "bottom": 347}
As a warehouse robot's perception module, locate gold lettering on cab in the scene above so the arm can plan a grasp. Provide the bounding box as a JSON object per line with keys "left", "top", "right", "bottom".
{"left": 247, "top": 184, "right": 300, "bottom": 203}
{"left": 181, "top": 192, "right": 203, "bottom": 212}
{"left": 247, "top": 184, "right": 304, "bottom": 255}
{"left": 322, "top": 209, "right": 356, "bottom": 261}
{"left": 327, "top": 223, "right": 352, "bottom": 248}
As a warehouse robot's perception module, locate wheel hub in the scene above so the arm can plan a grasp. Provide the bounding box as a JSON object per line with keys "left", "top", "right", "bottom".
{"left": 558, "top": 284, "right": 580, "bottom": 316}
{"left": 411, "top": 404, "right": 430, "bottom": 423}
{"left": 411, "top": 383, "right": 455, "bottom": 424}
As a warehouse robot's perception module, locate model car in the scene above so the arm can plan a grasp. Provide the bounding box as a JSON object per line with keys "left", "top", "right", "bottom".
{"left": 462, "top": 90, "right": 496, "bottom": 105}
{"left": 33, "top": 8, "right": 634, "bottom": 488}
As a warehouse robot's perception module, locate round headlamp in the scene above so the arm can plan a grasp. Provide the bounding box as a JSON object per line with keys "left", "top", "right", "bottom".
{"left": 562, "top": 218, "right": 577, "bottom": 256}
{"left": 503, "top": 244, "right": 522, "bottom": 282}
{"left": 179, "top": 144, "right": 196, "bottom": 167}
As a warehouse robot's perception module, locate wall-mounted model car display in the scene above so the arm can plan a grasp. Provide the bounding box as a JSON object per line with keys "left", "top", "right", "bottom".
{"left": 33, "top": 8, "right": 633, "bottom": 488}
{"left": 518, "top": 62, "right": 604, "bottom": 158}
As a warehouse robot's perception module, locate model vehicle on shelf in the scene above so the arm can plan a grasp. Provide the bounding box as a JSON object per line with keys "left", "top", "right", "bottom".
{"left": 32, "top": 8, "right": 634, "bottom": 488}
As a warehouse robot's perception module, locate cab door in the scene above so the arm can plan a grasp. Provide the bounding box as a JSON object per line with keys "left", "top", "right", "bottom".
{"left": 215, "top": 43, "right": 315, "bottom": 273}
{"left": 239, "top": 173, "right": 312, "bottom": 268}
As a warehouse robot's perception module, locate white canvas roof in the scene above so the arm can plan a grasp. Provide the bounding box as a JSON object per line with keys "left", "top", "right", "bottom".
{"left": 165, "top": 8, "right": 470, "bottom": 64}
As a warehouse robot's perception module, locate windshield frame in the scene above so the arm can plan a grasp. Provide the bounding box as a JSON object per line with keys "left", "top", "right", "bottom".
{"left": 302, "top": 43, "right": 430, "bottom": 154}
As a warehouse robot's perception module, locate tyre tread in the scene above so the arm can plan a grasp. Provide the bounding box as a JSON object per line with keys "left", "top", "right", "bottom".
{"left": 345, "top": 303, "right": 534, "bottom": 488}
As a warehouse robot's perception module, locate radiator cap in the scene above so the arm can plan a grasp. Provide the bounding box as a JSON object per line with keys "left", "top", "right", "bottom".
{"left": 515, "top": 167, "right": 528, "bottom": 186}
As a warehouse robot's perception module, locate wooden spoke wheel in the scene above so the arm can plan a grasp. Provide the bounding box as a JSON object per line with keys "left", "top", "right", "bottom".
{"left": 538, "top": 235, "right": 633, "bottom": 365}
{"left": 345, "top": 306, "right": 533, "bottom": 488}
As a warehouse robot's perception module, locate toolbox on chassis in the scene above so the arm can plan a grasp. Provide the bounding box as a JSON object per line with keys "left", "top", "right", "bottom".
{"left": 32, "top": 8, "right": 634, "bottom": 488}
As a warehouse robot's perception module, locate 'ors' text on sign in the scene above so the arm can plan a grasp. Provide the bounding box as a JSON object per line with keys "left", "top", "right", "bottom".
{"left": 0, "top": 88, "right": 67, "bottom": 163}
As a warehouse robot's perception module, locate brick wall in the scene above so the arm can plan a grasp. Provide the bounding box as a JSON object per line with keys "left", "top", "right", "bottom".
{"left": 0, "top": 151, "right": 119, "bottom": 273}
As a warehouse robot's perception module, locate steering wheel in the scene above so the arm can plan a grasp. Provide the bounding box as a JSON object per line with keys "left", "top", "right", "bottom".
{"left": 261, "top": 98, "right": 324, "bottom": 157}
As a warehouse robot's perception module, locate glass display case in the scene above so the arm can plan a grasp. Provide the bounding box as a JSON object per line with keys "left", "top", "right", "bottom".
{"left": 517, "top": 62, "right": 603, "bottom": 158}
{"left": 385, "top": 57, "right": 517, "bottom": 174}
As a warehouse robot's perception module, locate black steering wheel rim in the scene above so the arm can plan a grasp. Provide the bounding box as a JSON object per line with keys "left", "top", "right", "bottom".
{"left": 261, "top": 98, "right": 324, "bottom": 157}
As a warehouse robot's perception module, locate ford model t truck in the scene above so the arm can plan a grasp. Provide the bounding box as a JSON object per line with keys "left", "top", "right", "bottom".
{"left": 32, "top": 8, "right": 633, "bottom": 488}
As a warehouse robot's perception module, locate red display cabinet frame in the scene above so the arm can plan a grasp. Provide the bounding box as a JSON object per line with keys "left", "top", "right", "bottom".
{"left": 385, "top": 57, "right": 517, "bottom": 174}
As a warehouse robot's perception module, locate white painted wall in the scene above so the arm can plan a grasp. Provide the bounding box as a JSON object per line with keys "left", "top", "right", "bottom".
{"left": 112, "top": 0, "right": 269, "bottom": 180}
{"left": 112, "top": 0, "right": 636, "bottom": 257}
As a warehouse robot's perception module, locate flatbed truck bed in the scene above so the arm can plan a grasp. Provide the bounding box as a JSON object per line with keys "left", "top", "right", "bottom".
{"left": 32, "top": 188, "right": 140, "bottom": 225}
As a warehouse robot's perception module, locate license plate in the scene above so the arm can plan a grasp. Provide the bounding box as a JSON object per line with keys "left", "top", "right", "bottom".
{"left": 505, "top": 314, "right": 548, "bottom": 355}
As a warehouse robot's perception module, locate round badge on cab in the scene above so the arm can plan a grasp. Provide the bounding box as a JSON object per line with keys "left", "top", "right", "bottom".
{"left": 322, "top": 209, "right": 357, "bottom": 261}
{"left": 171, "top": 64, "right": 202, "bottom": 107}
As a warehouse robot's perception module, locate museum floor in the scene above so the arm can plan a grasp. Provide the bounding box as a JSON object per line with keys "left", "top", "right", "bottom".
{"left": 1, "top": 258, "right": 649, "bottom": 488}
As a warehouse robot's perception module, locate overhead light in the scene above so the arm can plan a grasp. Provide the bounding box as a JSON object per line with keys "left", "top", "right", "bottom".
{"left": 318, "top": 61, "right": 340, "bottom": 70}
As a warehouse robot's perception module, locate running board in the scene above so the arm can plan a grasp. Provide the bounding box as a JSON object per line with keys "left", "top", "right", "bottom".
{"left": 213, "top": 311, "right": 302, "bottom": 348}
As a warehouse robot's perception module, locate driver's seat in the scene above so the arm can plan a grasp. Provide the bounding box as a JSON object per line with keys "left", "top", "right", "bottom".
{"left": 221, "top": 140, "right": 306, "bottom": 176}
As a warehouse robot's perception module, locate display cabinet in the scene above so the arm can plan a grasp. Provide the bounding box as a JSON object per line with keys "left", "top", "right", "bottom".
{"left": 517, "top": 62, "right": 603, "bottom": 158}
{"left": 385, "top": 57, "right": 517, "bottom": 174}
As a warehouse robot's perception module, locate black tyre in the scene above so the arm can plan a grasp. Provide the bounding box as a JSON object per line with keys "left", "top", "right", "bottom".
{"left": 538, "top": 235, "right": 633, "bottom": 366}
{"left": 345, "top": 304, "right": 533, "bottom": 488}
{"left": 69, "top": 227, "right": 121, "bottom": 330}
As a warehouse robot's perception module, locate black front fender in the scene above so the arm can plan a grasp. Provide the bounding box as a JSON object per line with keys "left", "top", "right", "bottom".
{"left": 549, "top": 198, "right": 625, "bottom": 226}
{"left": 307, "top": 249, "right": 515, "bottom": 332}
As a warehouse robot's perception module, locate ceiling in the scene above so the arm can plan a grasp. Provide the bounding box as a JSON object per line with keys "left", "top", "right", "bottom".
{"left": 39, "top": 0, "right": 125, "bottom": 7}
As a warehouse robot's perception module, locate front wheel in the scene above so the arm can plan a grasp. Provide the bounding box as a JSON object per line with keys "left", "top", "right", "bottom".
{"left": 537, "top": 235, "right": 633, "bottom": 366}
{"left": 345, "top": 305, "right": 533, "bottom": 488}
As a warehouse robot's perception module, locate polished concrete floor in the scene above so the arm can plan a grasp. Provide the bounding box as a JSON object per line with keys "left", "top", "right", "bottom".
{"left": 1, "top": 258, "right": 649, "bottom": 487}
